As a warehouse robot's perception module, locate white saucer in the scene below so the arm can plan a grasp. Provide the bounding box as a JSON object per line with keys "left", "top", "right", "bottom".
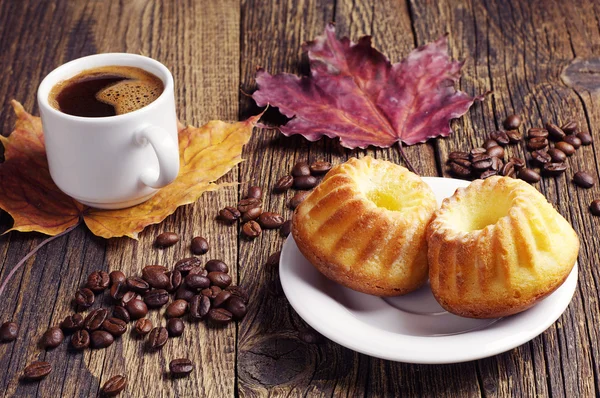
{"left": 279, "top": 176, "right": 578, "bottom": 364}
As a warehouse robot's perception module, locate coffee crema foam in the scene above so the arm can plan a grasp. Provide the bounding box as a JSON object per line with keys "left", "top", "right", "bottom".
{"left": 49, "top": 66, "right": 164, "bottom": 117}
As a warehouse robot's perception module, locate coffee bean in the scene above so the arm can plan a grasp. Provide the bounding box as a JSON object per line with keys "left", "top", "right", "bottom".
{"left": 518, "top": 168, "right": 541, "bottom": 183}
{"left": 86, "top": 271, "right": 110, "bottom": 292}
{"left": 135, "top": 319, "right": 153, "bottom": 336}
{"left": 280, "top": 220, "right": 292, "bottom": 237}
{"left": 472, "top": 155, "right": 493, "bottom": 171}
{"left": 449, "top": 161, "right": 471, "bottom": 178}
{"left": 90, "top": 330, "right": 114, "bottom": 349}
{"left": 166, "top": 318, "right": 185, "bottom": 337}
{"left": 201, "top": 286, "right": 222, "bottom": 300}
{"left": 555, "top": 141, "right": 575, "bottom": 156}
{"left": 0, "top": 321, "right": 18, "bottom": 342}
{"left": 449, "top": 151, "right": 470, "bottom": 161}
{"left": 289, "top": 191, "right": 309, "bottom": 209}
{"left": 225, "top": 286, "right": 249, "bottom": 304}
{"left": 60, "top": 314, "right": 84, "bottom": 333}
{"left": 175, "top": 287, "right": 196, "bottom": 302}
{"left": 147, "top": 327, "right": 168, "bottom": 350}
{"left": 144, "top": 289, "right": 170, "bottom": 308}
{"left": 490, "top": 131, "right": 509, "bottom": 146}
{"left": 577, "top": 132, "right": 592, "bottom": 146}
{"left": 246, "top": 186, "right": 262, "bottom": 199}
{"left": 503, "top": 114, "right": 521, "bottom": 130}
{"left": 109, "top": 271, "right": 126, "bottom": 286}
{"left": 547, "top": 148, "right": 567, "bottom": 163}
{"left": 546, "top": 123, "right": 566, "bottom": 141}
{"left": 266, "top": 252, "right": 280, "bottom": 268}
{"left": 451, "top": 158, "right": 471, "bottom": 168}
{"left": 175, "top": 257, "right": 203, "bottom": 275}
{"left": 102, "top": 317, "right": 127, "bottom": 337}
{"left": 155, "top": 232, "right": 179, "bottom": 248}
{"left": 483, "top": 139, "right": 498, "bottom": 149}
{"left": 189, "top": 295, "right": 211, "bottom": 320}
{"left": 142, "top": 265, "right": 169, "bottom": 277}
{"left": 84, "top": 308, "right": 109, "bottom": 331}
{"left": 309, "top": 161, "right": 332, "bottom": 175}
{"left": 126, "top": 277, "right": 150, "bottom": 294}
{"left": 208, "top": 308, "right": 233, "bottom": 325}
{"left": 490, "top": 157, "right": 503, "bottom": 171}
{"left": 273, "top": 175, "right": 294, "bottom": 193}
{"left": 590, "top": 200, "right": 600, "bottom": 216}
{"left": 208, "top": 272, "right": 232, "bottom": 288}
{"left": 543, "top": 162, "right": 568, "bottom": 176}
{"left": 499, "top": 162, "right": 516, "bottom": 177}
{"left": 486, "top": 146, "right": 504, "bottom": 159}
{"left": 109, "top": 281, "right": 128, "bottom": 301}
{"left": 170, "top": 358, "right": 194, "bottom": 377}
{"left": 102, "top": 375, "right": 127, "bottom": 397}
{"left": 204, "top": 261, "right": 228, "bottom": 276}
{"left": 527, "top": 137, "right": 548, "bottom": 151}
{"left": 191, "top": 236, "right": 209, "bottom": 255}
{"left": 561, "top": 121, "right": 578, "bottom": 134}
{"left": 506, "top": 130, "right": 522, "bottom": 143}
{"left": 112, "top": 306, "right": 130, "bottom": 323}
{"left": 165, "top": 270, "right": 182, "bottom": 293}
{"left": 23, "top": 361, "right": 52, "bottom": 381}
{"left": 258, "top": 212, "right": 284, "bottom": 229}
{"left": 185, "top": 274, "right": 211, "bottom": 290}
{"left": 241, "top": 207, "right": 262, "bottom": 222}
{"left": 219, "top": 206, "right": 241, "bottom": 224}
{"left": 120, "top": 291, "right": 138, "bottom": 307}
{"left": 71, "top": 329, "right": 90, "bottom": 350}
{"left": 238, "top": 198, "right": 262, "bottom": 213}
{"left": 224, "top": 297, "right": 247, "bottom": 320}
{"left": 528, "top": 128, "right": 548, "bottom": 139}
{"left": 479, "top": 170, "right": 498, "bottom": 179}
{"left": 41, "top": 327, "right": 64, "bottom": 349}
{"left": 509, "top": 157, "right": 526, "bottom": 169}
{"left": 573, "top": 171, "right": 595, "bottom": 188}
{"left": 563, "top": 135, "right": 582, "bottom": 149}
{"left": 166, "top": 300, "right": 188, "bottom": 318}
{"left": 291, "top": 161, "right": 311, "bottom": 177}
{"left": 213, "top": 290, "right": 232, "bottom": 308}
{"left": 294, "top": 175, "right": 318, "bottom": 190}
{"left": 531, "top": 150, "right": 551, "bottom": 165}
{"left": 142, "top": 271, "right": 169, "bottom": 290}
{"left": 126, "top": 299, "right": 148, "bottom": 320}
{"left": 242, "top": 221, "right": 262, "bottom": 239}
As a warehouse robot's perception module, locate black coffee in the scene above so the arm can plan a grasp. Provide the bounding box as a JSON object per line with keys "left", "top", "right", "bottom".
{"left": 49, "top": 66, "right": 164, "bottom": 117}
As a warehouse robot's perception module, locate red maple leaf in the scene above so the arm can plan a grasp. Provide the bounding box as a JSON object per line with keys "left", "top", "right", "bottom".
{"left": 253, "top": 24, "right": 485, "bottom": 151}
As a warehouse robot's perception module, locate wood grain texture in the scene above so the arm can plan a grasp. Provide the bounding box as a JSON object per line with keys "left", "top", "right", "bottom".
{"left": 0, "top": 0, "right": 599, "bottom": 397}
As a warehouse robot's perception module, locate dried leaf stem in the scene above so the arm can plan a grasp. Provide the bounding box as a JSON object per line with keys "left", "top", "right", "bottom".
{"left": 397, "top": 141, "right": 417, "bottom": 174}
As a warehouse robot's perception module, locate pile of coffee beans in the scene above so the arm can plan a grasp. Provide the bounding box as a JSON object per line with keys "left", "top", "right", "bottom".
{"left": 219, "top": 160, "right": 332, "bottom": 239}
{"left": 12, "top": 234, "right": 247, "bottom": 394}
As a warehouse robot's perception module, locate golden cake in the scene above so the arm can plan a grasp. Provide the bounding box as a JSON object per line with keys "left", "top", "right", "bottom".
{"left": 427, "top": 176, "right": 579, "bottom": 318}
{"left": 292, "top": 156, "right": 437, "bottom": 296}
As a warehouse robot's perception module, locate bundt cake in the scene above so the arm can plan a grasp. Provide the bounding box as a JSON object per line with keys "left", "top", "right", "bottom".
{"left": 427, "top": 176, "right": 579, "bottom": 318}
{"left": 292, "top": 156, "right": 437, "bottom": 296}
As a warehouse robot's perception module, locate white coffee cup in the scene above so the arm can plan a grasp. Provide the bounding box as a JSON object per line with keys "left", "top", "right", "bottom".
{"left": 37, "top": 53, "right": 180, "bottom": 209}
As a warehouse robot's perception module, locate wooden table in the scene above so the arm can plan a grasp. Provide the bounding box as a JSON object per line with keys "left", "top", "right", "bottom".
{"left": 1, "top": 0, "right": 599, "bottom": 396}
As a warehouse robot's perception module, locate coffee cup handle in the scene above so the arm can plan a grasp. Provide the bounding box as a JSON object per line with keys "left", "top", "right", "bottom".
{"left": 135, "top": 125, "right": 180, "bottom": 189}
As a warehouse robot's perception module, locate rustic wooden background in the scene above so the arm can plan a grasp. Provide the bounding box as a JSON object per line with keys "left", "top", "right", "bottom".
{"left": 1, "top": 0, "right": 599, "bottom": 396}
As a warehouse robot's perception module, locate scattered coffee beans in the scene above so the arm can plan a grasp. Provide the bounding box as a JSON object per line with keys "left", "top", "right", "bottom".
{"left": 170, "top": 358, "right": 194, "bottom": 377}
{"left": 291, "top": 161, "right": 311, "bottom": 177}
{"left": 75, "top": 288, "right": 95, "bottom": 310}
{"left": 166, "top": 318, "right": 185, "bottom": 337}
{"left": 547, "top": 148, "right": 567, "bottom": 163}
{"left": 219, "top": 206, "right": 241, "bottom": 224}
{"left": 144, "top": 289, "right": 170, "bottom": 308}
{"left": 112, "top": 306, "right": 131, "bottom": 323}
{"left": 191, "top": 236, "right": 209, "bottom": 255}
{"left": 238, "top": 198, "right": 262, "bottom": 213}
{"left": 142, "top": 267, "right": 170, "bottom": 289}
{"left": 189, "top": 295, "right": 211, "bottom": 320}
{"left": 573, "top": 171, "right": 595, "bottom": 188}
{"left": 208, "top": 308, "right": 233, "bottom": 325}
{"left": 126, "top": 277, "right": 150, "bottom": 294}
{"left": 135, "top": 319, "right": 153, "bottom": 336}
{"left": 280, "top": 220, "right": 292, "bottom": 237}
{"left": 258, "top": 212, "right": 284, "bottom": 229}
{"left": 102, "top": 375, "right": 127, "bottom": 397}
{"left": 208, "top": 272, "right": 232, "bottom": 288}
{"left": 590, "top": 200, "right": 600, "bottom": 216}
{"left": 40, "top": 327, "right": 64, "bottom": 349}
{"left": 165, "top": 271, "right": 182, "bottom": 292}
{"left": 241, "top": 207, "right": 262, "bottom": 222}
{"left": 577, "top": 132, "right": 592, "bottom": 146}
{"left": 555, "top": 141, "right": 575, "bottom": 156}
{"left": 561, "top": 121, "right": 577, "bottom": 134}
{"left": 91, "top": 330, "right": 114, "bottom": 349}
{"left": 293, "top": 175, "right": 318, "bottom": 190}
{"left": 518, "top": 168, "right": 541, "bottom": 183}
{"left": 226, "top": 286, "right": 249, "bottom": 304}
{"left": 273, "top": 175, "right": 294, "bottom": 193}
{"left": 563, "top": 135, "right": 581, "bottom": 149}
{"left": 543, "top": 162, "right": 568, "bottom": 176}
{"left": 242, "top": 221, "right": 261, "bottom": 239}
{"left": 109, "top": 271, "right": 126, "bottom": 285}
{"left": 289, "top": 191, "right": 309, "bottom": 209}
{"left": 205, "top": 260, "right": 229, "bottom": 273}
{"left": 246, "top": 186, "right": 262, "bottom": 199}
{"left": 225, "top": 297, "right": 248, "bottom": 320}
{"left": 212, "top": 290, "right": 232, "bottom": 308}
{"left": 546, "top": 123, "right": 566, "bottom": 141}
{"left": 87, "top": 271, "right": 110, "bottom": 292}
{"left": 126, "top": 299, "right": 148, "bottom": 320}
{"left": 309, "top": 161, "right": 332, "bottom": 175}
{"left": 0, "top": 321, "right": 18, "bottom": 342}
{"left": 110, "top": 281, "right": 128, "bottom": 301}
{"left": 185, "top": 274, "right": 211, "bottom": 290}
{"left": 23, "top": 361, "right": 52, "bottom": 381}
{"left": 166, "top": 300, "right": 188, "bottom": 318}
{"left": 155, "top": 232, "right": 179, "bottom": 248}
{"left": 84, "top": 308, "right": 109, "bottom": 331}
{"left": 71, "top": 329, "right": 90, "bottom": 350}
{"left": 503, "top": 114, "right": 521, "bottom": 130}
{"left": 175, "top": 257, "right": 203, "bottom": 274}
{"left": 147, "top": 327, "right": 168, "bottom": 350}
{"left": 102, "top": 318, "right": 127, "bottom": 337}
